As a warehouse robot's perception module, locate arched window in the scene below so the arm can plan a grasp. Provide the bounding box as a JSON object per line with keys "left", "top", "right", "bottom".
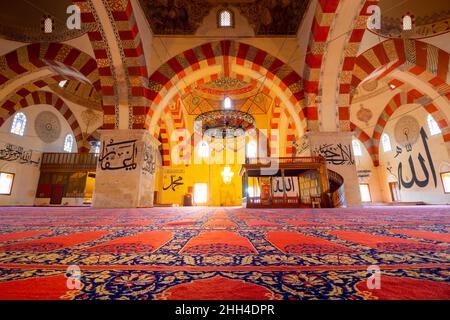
{"left": 218, "top": 9, "right": 233, "bottom": 28}
{"left": 247, "top": 140, "right": 257, "bottom": 158}
{"left": 427, "top": 114, "right": 441, "bottom": 136}
{"left": 10, "top": 112, "right": 27, "bottom": 136}
{"left": 402, "top": 15, "right": 412, "bottom": 30}
{"left": 198, "top": 141, "right": 210, "bottom": 158}
{"left": 63, "top": 134, "right": 74, "bottom": 152}
{"left": 92, "top": 141, "right": 100, "bottom": 154}
{"left": 223, "top": 96, "right": 233, "bottom": 109}
{"left": 44, "top": 17, "right": 53, "bottom": 33}
{"left": 352, "top": 140, "right": 362, "bottom": 156}
{"left": 381, "top": 133, "right": 392, "bottom": 152}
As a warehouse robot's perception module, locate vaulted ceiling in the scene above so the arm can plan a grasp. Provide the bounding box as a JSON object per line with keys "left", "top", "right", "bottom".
{"left": 0, "top": 0, "right": 86, "bottom": 42}
{"left": 139, "top": 0, "right": 311, "bottom": 35}
{"left": 373, "top": 0, "right": 450, "bottom": 38}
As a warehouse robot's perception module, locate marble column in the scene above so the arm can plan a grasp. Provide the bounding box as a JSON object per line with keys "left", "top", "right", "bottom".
{"left": 308, "top": 132, "right": 361, "bottom": 207}
{"left": 92, "top": 129, "right": 160, "bottom": 208}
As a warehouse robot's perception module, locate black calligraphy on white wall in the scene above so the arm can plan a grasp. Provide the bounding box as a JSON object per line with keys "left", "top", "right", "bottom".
{"left": 313, "top": 143, "right": 355, "bottom": 165}
{"left": 163, "top": 175, "right": 184, "bottom": 191}
{"left": 142, "top": 144, "right": 156, "bottom": 175}
{"left": 0, "top": 144, "right": 40, "bottom": 166}
{"left": 397, "top": 127, "right": 437, "bottom": 190}
{"left": 99, "top": 139, "right": 137, "bottom": 171}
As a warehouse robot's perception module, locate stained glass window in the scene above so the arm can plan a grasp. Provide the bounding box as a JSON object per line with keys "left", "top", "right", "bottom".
{"left": 219, "top": 10, "right": 233, "bottom": 27}
{"left": 352, "top": 140, "right": 362, "bottom": 156}
{"left": 64, "top": 134, "right": 74, "bottom": 152}
{"left": 427, "top": 114, "right": 441, "bottom": 136}
{"left": 381, "top": 133, "right": 392, "bottom": 152}
{"left": 10, "top": 112, "right": 27, "bottom": 136}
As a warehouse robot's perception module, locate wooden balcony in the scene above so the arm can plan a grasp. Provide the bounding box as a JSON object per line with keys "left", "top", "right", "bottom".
{"left": 240, "top": 156, "right": 327, "bottom": 177}
{"left": 40, "top": 153, "right": 98, "bottom": 172}
{"left": 245, "top": 156, "right": 326, "bottom": 165}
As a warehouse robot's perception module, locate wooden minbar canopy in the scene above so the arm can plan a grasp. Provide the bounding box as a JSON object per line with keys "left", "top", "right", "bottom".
{"left": 239, "top": 157, "right": 333, "bottom": 208}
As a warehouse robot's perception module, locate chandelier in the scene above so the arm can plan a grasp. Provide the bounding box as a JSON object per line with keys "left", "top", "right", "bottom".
{"left": 194, "top": 110, "right": 256, "bottom": 139}
{"left": 221, "top": 166, "right": 234, "bottom": 184}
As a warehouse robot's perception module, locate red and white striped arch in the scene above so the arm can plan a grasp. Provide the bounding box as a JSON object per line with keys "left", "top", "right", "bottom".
{"left": 350, "top": 122, "right": 377, "bottom": 165}
{"left": 303, "top": 0, "right": 341, "bottom": 132}
{"left": 337, "top": 0, "right": 379, "bottom": 131}
{"left": 0, "top": 75, "right": 65, "bottom": 123}
{"left": 0, "top": 43, "right": 100, "bottom": 91}
{"left": 350, "top": 39, "right": 449, "bottom": 104}
{"left": 147, "top": 41, "right": 306, "bottom": 138}
{"left": 101, "top": 0, "right": 150, "bottom": 129}
{"left": 372, "top": 88, "right": 450, "bottom": 161}
{"left": 0, "top": 90, "right": 86, "bottom": 152}
{"left": 71, "top": 0, "right": 122, "bottom": 129}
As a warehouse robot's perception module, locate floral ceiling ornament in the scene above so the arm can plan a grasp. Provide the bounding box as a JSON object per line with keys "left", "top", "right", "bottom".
{"left": 361, "top": 79, "right": 378, "bottom": 92}
{"left": 356, "top": 104, "right": 373, "bottom": 125}
{"left": 81, "top": 109, "right": 102, "bottom": 131}
{"left": 35, "top": 111, "right": 61, "bottom": 143}
{"left": 394, "top": 115, "right": 421, "bottom": 147}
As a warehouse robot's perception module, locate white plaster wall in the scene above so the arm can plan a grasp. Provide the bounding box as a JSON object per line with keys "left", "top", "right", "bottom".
{"left": 378, "top": 105, "right": 450, "bottom": 204}
{"left": 0, "top": 159, "right": 40, "bottom": 206}
{"left": 0, "top": 141, "right": 41, "bottom": 206}
{"left": 355, "top": 141, "right": 383, "bottom": 203}
{"left": 0, "top": 105, "right": 76, "bottom": 153}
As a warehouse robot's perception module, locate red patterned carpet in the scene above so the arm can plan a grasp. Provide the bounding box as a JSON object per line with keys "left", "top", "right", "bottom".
{"left": 0, "top": 206, "right": 449, "bottom": 300}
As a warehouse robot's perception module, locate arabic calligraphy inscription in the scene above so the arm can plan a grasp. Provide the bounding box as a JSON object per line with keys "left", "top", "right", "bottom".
{"left": 98, "top": 139, "right": 138, "bottom": 171}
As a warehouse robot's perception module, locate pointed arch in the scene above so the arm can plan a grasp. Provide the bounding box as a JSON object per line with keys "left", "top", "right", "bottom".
{"left": 0, "top": 91, "right": 85, "bottom": 152}
{"left": 336, "top": 0, "right": 380, "bottom": 131}
{"left": 372, "top": 89, "right": 450, "bottom": 161}
{"left": 303, "top": 0, "right": 341, "bottom": 132}
{"left": 147, "top": 40, "right": 306, "bottom": 138}
{"left": 0, "top": 43, "right": 100, "bottom": 91}
{"left": 350, "top": 122, "right": 377, "bottom": 165}
{"left": 350, "top": 39, "right": 449, "bottom": 101}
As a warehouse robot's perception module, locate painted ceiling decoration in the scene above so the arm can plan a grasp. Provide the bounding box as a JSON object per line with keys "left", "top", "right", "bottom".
{"left": 49, "top": 80, "right": 102, "bottom": 112}
{"left": 193, "top": 78, "right": 256, "bottom": 100}
{"left": 0, "top": 0, "right": 446, "bottom": 164}
{"left": 35, "top": 111, "right": 62, "bottom": 143}
{"left": 139, "top": 0, "right": 213, "bottom": 35}
{"left": 356, "top": 104, "right": 373, "bottom": 125}
{"left": 139, "top": 0, "right": 310, "bottom": 35}
{"left": 201, "top": 77, "right": 251, "bottom": 92}
{"left": 193, "top": 77, "right": 258, "bottom": 101}
{"left": 181, "top": 91, "right": 272, "bottom": 116}
{"left": 372, "top": 0, "right": 450, "bottom": 39}
{"left": 0, "top": 0, "right": 86, "bottom": 42}
{"left": 237, "top": 0, "right": 310, "bottom": 35}
{"left": 394, "top": 115, "right": 421, "bottom": 147}
{"left": 361, "top": 79, "right": 379, "bottom": 92}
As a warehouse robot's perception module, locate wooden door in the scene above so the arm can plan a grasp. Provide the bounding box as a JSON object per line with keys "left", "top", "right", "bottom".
{"left": 50, "top": 185, "right": 64, "bottom": 205}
